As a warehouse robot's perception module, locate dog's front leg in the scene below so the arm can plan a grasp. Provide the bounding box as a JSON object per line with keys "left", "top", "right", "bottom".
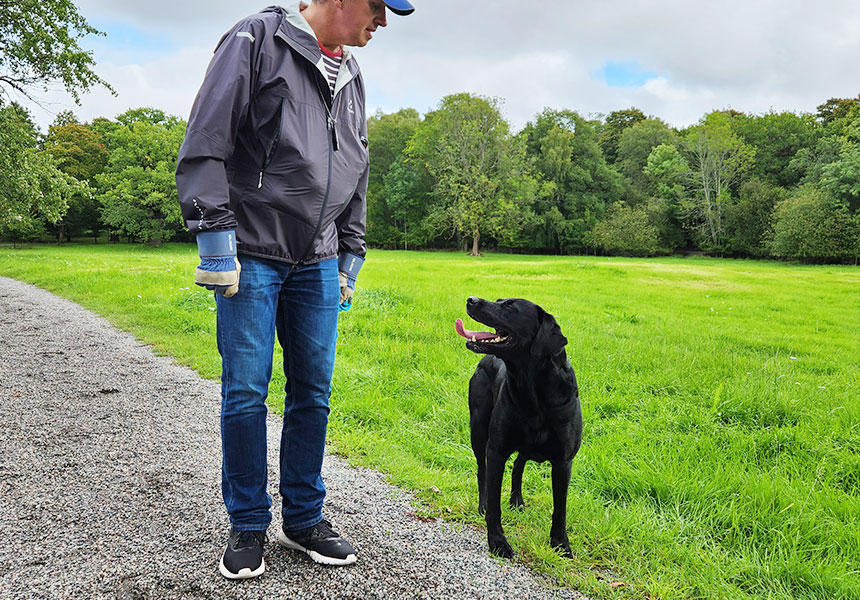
{"left": 470, "top": 423, "right": 488, "bottom": 515}
{"left": 549, "top": 459, "right": 573, "bottom": 558}
{"left": 485, "top": 446, "right": 514, "bottom": 558}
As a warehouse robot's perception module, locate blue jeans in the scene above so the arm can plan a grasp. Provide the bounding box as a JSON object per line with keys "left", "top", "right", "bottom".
{"left": 215, "top": 255, "right": 339, "bottom": 532}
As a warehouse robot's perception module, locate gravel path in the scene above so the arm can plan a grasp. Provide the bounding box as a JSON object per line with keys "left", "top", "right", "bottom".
{"left": 0, "top": 276, "right": 588, "bottom": 600}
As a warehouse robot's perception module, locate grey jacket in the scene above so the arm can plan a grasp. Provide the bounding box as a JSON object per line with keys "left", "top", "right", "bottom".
{"left": 176, "top": 4, "right": 368, "bottom": 265}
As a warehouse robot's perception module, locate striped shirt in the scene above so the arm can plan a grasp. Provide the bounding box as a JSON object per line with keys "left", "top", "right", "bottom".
{"left": 319, "top": 43, "right": 343, "bottom": 98}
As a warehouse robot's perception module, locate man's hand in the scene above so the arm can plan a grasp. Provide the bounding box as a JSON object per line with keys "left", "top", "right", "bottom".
{"left": 337, "top": 252, "right": 364, "bottom": 310}
{"left": 339, "top": 271, "right": 353, "bottom": 307}
{"left": 195, "top": 230, "right": 241, "bottom": 297}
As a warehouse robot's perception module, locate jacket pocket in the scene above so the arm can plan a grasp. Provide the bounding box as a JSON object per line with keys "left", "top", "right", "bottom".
{"left": 258, "top": 98, "right": 285, "bottom": 189}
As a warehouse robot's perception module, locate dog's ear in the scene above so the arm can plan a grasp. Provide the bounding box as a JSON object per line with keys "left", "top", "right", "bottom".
{"left": 533, "top": 308, "right": 567, "bottom": 357}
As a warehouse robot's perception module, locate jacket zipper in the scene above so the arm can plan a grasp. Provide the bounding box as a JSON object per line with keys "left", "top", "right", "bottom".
{"left": 258, "top": 99, "right": 285, "bottom": 188}
{"left": 293, "top": 73, "right": 337, "bottom": 267}
{"left": 315, "top": 76, "right": 339, "bottom": 152}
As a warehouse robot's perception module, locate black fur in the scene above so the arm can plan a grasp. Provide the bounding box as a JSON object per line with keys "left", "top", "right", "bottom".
{"left": 463, "top": 297, "right": 582, "bottom": 558}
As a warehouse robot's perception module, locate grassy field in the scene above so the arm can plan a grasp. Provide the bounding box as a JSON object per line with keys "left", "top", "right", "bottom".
{"left": 1, "top": 244, "right": 858, "bottom": 599}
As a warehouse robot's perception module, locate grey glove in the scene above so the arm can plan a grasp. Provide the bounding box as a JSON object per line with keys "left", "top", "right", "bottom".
{"left": 339, "top": 271, "right": 353, "bottom": 306}
{"left": 195, "top": 230, "right": 241, "bottom": 297}
{"left": 337, "top": 252, "right": 364, "bottom": 310}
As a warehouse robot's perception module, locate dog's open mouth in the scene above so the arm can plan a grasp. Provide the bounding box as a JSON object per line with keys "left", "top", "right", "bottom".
{"left": 455, "top": 318, "right": 511, "bottom": 346}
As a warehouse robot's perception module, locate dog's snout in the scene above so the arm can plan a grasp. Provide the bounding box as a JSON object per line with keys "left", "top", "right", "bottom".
{"left": 467, "top": 296, "right": 480, "bottom": 306}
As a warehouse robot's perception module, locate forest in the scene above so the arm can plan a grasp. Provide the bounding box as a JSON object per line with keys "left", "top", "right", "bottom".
{"left": 1, "top": 94, "right": 859, "bottom": 263}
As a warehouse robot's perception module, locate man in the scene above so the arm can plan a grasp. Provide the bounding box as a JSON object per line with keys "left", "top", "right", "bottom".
{"left": 176, "top": 0, "right": 414, "bottom": 580}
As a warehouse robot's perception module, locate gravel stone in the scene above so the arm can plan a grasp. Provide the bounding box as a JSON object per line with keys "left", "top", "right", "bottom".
{"left": 0, "top": 276, "right": 589, "bottom": 599}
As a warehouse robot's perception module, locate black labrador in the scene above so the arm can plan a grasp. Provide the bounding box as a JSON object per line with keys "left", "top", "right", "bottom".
{"left": 456, "top": 297, "right": 582, "bottom": 558}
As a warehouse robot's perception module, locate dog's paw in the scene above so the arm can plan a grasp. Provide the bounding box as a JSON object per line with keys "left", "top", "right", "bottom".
{"left": 488, "top": 535, "right": 514, "bottom": 559}
{"left": 551, "top": 537, "right": 573, "bottom": 559}
{"left": 508, "top": 494, "right": 525, "bottom": 510}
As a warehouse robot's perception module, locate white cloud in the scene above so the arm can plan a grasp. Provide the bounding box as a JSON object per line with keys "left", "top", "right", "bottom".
{"left": 18, "top": 0, "right": 860, "bottom": 131}
{"left": 20, "top": 45, "right": 212, "bottom": 127}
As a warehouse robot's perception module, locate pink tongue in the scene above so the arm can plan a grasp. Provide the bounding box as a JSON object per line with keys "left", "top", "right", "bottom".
{"left": 455, "top": 318, "right": 497, "bottom": 341}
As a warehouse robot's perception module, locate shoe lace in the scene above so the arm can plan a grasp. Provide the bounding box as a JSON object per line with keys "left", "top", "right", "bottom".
{"left": 313, "top": 519, "right": 338, "bottom": 539}
{"left": 235, "top": 530, "right": 267, "bottom": 549}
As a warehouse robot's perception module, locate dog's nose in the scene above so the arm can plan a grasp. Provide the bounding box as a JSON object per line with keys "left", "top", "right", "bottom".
{"left": 467, "top": 296, "right": 479, "bottom": 306}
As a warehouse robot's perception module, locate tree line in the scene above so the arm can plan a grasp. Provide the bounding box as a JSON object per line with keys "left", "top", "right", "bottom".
{"left": 1, "top": 2, "right": 858, "bottom": 262}
{"left": 365, "top": 94, "right": 860, "bottom": 262}
{"left": 2, "top": 93, "right": 858, "bottom": 263}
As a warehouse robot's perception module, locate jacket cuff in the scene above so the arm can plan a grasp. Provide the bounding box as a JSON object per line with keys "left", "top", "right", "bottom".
{"left": 338, "top": 252, "right": 364, "bottom": 282}
{"left": 196, "top": 230, "right": 237, "bottom": 257}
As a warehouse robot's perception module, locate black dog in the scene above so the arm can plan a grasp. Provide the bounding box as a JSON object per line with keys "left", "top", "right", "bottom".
{"left": 456, "top": 297, "right": 582, "bottom": 559}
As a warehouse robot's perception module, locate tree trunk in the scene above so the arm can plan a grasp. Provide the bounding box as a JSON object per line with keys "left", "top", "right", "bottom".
{"left": 471, "top": 229, "right": 481, "bottom": 256}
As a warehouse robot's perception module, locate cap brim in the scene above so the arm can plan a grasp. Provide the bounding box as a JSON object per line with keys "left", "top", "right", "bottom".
{"left": 383, "top": 0, "right": 414, "bottom": 15}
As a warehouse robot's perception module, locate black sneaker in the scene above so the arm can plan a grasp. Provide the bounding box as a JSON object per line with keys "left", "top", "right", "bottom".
{"left": 219, "top": 529, "right": 266, "bottom": 579}
{"left": 276, "top": 519, "right": 357, "bottom": 566}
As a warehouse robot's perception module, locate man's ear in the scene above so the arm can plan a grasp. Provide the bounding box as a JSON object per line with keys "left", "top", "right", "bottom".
{"left": 533, "top": 308, "right": 567, "bottom": 357}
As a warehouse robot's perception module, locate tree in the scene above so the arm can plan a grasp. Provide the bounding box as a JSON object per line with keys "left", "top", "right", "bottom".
{"left": 41, "top": 113, "right": 108, "bottom": 240}
{"left": 786, "top": 135, "right": 844, "bottom": 186}
{"left": 770, "top": 186, "right": 859, "bottom": 263}
{"left": 380, "top": 153, "right": 435, "bottom": 249}
{"left": 820, "top": 143, "right": 860, "bottom": 213}
{"left": 597, "top": 107, "right": 646, "bottom": 164}
{"left": 723, "top": 178, "right": 786, "bottom": 257}
{"left": 731, "top": 111, "right": 819, "bottom": 188}
{"left": 365, "top": 108, "right": 423, "bottom": 248}
{"left": 645, "top": 143, "right": 688, "bottom": 198}
{"left": 816, "top": 95, "right": 860, "bottom": 125}
{"left": 681, "top": 111, "right": 756, "bottom": 250}
{"left": 586, "top": 202, "right": 659, "bottom": 256}
{"left": 94, "top": 108, "right": 186, "bottom": 245}
{"left": 0, "top": 101, "right": 83, "bottom": 242}
{"left": 407, "top": 93, "right": 533, "bottom": 255}
{"left": 522, "top": 109, "right": 624, "bottom": 252}
{"left": 644, "top": 143, "right": 690, "bottom": 251}
{"left": 51, "top": 109, "right": 78, "bottom": 127}
{"left": 525, "top": 114, "right": 580, "bottom": 250}
{"left": 0, "top": 0, "right": 113, "bottom": 103}
{"left": 616, "top": 117, "right": 677, "bottom": 197}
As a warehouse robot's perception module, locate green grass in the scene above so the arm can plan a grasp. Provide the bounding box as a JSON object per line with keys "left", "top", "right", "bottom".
{"left": 1, "top": 244, "right": 858, "bottom": 599}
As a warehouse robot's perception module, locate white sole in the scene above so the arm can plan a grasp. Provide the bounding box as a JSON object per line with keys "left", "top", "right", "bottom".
{"left": 218, "top": 554, "right": 265, "bottom": 579}
{"left": 275, "top": 528, "right": 357, "bottom": 566}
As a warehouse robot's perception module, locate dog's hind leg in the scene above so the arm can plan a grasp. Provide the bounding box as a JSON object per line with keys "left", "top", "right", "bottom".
{"left": 509, "top": 453, "right": 527, "bottom": 510}
{"left": 549, "top": 459, "right": 573, "bottom": 558}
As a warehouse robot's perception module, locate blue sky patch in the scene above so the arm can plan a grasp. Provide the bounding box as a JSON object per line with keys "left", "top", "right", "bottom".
{"left": 597, "top": 60, "right": 659, "bottom": 87}
{"left": 83, "top": 20, "right": 177, "bottom": 64}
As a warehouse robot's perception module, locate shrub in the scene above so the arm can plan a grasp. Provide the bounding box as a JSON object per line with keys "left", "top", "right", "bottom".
{"left": 587, "top": 202, "right": 660, "bottom": 256}
{"left": 770, "top": 186, "right": 860, "bottom": 262}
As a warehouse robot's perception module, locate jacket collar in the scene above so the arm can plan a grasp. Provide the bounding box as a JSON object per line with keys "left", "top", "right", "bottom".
{"left": 268, "top": 3, "right": 359, "bottom": 98}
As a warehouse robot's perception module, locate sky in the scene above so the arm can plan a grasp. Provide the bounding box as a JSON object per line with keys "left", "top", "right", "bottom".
{"left": 15, "top": 0, "right": 860, "bottom": 132}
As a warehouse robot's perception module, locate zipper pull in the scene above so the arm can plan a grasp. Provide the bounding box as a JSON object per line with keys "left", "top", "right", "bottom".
{"left": 329, "top": 116, "right": 339, "bottom": 151}
{"left": 258, "top": 171, "right": 263, "bottom": 189}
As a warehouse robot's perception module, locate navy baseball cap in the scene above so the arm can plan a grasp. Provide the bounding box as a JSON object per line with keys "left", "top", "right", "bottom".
{"left": 384, "top": 0, "right": 414, "bottom": 15}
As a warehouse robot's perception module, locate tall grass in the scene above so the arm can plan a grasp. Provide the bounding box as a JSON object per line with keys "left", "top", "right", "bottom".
{"left": 1, "top": 244, "right": 858, "bottom": 599}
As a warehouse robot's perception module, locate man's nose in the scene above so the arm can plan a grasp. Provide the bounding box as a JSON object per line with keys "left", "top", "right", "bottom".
{"left": 375, "top": 7, "right": 387, "bottom": 27}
